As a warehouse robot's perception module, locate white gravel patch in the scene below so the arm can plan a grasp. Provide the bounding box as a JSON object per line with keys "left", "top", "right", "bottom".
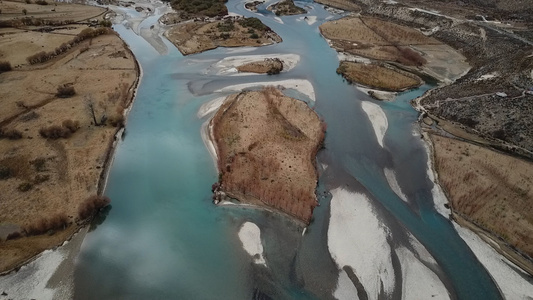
{"left": 328, "top": 188, "right": 395, "bottom": 299}
{"left": 396, "top": 246, "right": 450, "bottom": 300}
{"left": 454, "top": 224, "right": 533, "bottom": 299}
{"left": 361, "top": 101, "right": 388, "bottom": 148}
{"left": 0, "top": 249, "right": 65, "bottom": 300}
{"left": 384, "top": 168, "right": 408, "bottom": 202}
{"left": 238, "top": 222, "right": 267, "bottom": 266}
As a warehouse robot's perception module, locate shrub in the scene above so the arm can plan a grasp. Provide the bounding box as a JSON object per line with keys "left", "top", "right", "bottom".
{"left": 238, "top": 17, "right": 268, "bottom": 31}
{"left": 62, "top": 119, "right": 80, "bottom": 132}
{"left": 0, "top": 165, "right": 12, "bottom": 180}
{"left": 397, "top": 47, "right": 427, "bottom": 66}
{"left": 18, "top": 182, "right": 33, "bottom": 192}
{"left": 99, "top": 20, "right": 112, "bottom": 27}
{"left": 56, "top": 84, "right": 76, "bottom": 98}
{"left": 35, "top": 0, "right": 48, "bottom": 5}
{"left": 39, "top": 125, "right": 72, "bottom": 139}
{"left": 6, "top": 231, "right": 22, "bottom": 240}
{"left": 107, "top": 114, "right": 125, "bottom": 127}
{"left": 0, "top": 61, "right": 12, "bottom": 73}
{"left": 22, "top": 9, "right": 27, "bottom": 15}
{"left": 25, "top": 213, "right": 69, "bottom": 235}
{"left": 78, "top": 195, "right": 111, "bottom": 219}
{"left": 0, "top": 128, "right": 23, "bottom": 140}
{"left": 250, "top": 33, "right": 259, "bottom": 39}
{"left": 25, "top": 0, "right": 31, "bottom": 3}
{"left": 31, "top": 158, "right": 46, "bottom": 172}
{"left": 20, "top": 111, "right": 40, "bottom": 122}
{"left": 34, "top": 174, "right": 50, "bottom": 184}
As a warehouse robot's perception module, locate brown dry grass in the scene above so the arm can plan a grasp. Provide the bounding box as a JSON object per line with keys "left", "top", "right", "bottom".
{"left": 337, "top": 61, "right": 422, "bottom": 91}
{"left": 319, "top": 16, "right": 438, "bottom": 64}
{"left": 431, "top": 134, "right": 533, "bottom": 257}
{"left": 0, "top": 2, "right": 138, "bottom": 273}
{"left": 211, "top": 88, "right": 324, "bottom": 223}
{"left": 165, "top": 18, "right": 282, "bottom": 55}
{"left": 236, "top": 58, "right": 283, "bottom": 74}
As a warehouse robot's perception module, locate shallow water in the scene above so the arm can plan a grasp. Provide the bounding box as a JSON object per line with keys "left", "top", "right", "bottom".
{"left": 73, "top": 1, "right": 503, "bottom": 299}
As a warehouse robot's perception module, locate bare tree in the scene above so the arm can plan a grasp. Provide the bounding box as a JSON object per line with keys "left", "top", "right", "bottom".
{"left": 85, "top": 95, "right": 105, "bottom": 126}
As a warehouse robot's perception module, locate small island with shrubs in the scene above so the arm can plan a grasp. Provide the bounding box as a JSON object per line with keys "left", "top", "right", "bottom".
{"left": 165, "top": 16, "right": 282, "bottom": 55}
{"left": 268, "top": 0, "right": 306, "bottom": 16}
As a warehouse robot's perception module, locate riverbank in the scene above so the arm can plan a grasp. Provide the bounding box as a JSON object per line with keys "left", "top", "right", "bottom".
{"left": 422, "top": 131, "right": 533, "bottom": 275}
{"left": 0, "top": 1, "right": 140, "bottom": 273}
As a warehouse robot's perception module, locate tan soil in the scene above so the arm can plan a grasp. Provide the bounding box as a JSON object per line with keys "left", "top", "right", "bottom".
{"left": 430, "top": 134, "right": 533, "bottom": 259}
{"left": 314, "top": 0, "right": 360, "bottom": 12}
{"left": 211, "top": 88, "right": 325, "bottom": 224}
{"left": 236, "top": 58, "right": 283, "bottom": 74}
{"left": 0, "top": 2, "right": 138, "bottom": 273}
{"left": 165, "top": 18, "right": 282, "bottom": 55}
{"left": 337, "top": 61, "right": 422, "bottom": 91}
{"left": 320, "top": 16, "right": 441, "bottom": 62}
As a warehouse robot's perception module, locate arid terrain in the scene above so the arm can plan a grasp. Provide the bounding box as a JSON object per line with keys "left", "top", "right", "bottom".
{"left": 320, "top": 16, "right": 467, "bottom": 91}
{"left": 165, "top": 16, "right": 282, "bottom": 55}
{"left": 429, "top": 134, "right": 533, "bottom": 273}
{"left": 211, "top": 88, "right": 325, "bottom": 224}
{"left": 316, "top": 0, "right": 533, "bottom": 274}
{"left": 0, "top": 0, "right": 138, "bottom": 273}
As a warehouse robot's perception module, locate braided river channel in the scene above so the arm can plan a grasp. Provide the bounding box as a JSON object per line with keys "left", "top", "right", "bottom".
{"left": 72, "top": 0, "right": 509, "bottom": 299}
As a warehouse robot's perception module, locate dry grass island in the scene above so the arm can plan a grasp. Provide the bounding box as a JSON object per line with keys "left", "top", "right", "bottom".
{"left": 0, "top": 0, "right": 139, "bottom": 273}
{"left": 165, "top": 16, "right": 282, "bottom": 55}
{"left": 210, "top": 88, "right": 325, "bottom": 224}
{"left": 161, "top": 0, "right": 281, "bottom": 55}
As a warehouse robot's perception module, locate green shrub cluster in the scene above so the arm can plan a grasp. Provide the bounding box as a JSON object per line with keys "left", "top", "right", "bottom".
{"left": 167, "top": 0, "right": 228, "bottom": 17}
{"left": 238, "top": 17, "right": 268, "bottom": 31}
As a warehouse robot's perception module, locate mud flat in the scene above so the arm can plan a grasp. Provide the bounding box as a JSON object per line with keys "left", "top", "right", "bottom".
{"left": 210, "top": 88, "right": 325, "bottom": 224}
{"left": 0, "top": 2, "right": 139, "bottom": 273}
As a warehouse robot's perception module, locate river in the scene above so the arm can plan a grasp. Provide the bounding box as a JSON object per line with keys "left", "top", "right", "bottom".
{"left": 72, "top": 0, "right": 504, "bottom": 299}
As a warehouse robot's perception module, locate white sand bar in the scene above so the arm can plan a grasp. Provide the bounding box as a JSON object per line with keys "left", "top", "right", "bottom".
{"left": 396, "top": 246, "right": 450, "bottom": 300}
{"left": 454, "top": 224, "right": 533, "bottom": 299}
{"left": 238, "top": 222, "right": 267, "bottom": 266}
{"left": 334, "top": 268, "right": 360, "bottom": 300}
{"left": 212, "top": 53, "right": 300, "bottom": 75}
{"left": 0, "top": 249, "right": 64, "bottom": 300}
{"left": 384, "top": 168, "right": 408, "bottom": 203}
{"left": 361, "top": 101, "right": 388, "bottom": 148}
{"left": 422, "top": 133, "right": 450, "bottom": 217}
{"left": 215, "top": 79, "right": 316, "bottom": 102}
{"left": 328, "top": 188, "right": 395, "bottom": 299}
{"left": 198, "top": 96, "right": 227, "bottom": 119}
